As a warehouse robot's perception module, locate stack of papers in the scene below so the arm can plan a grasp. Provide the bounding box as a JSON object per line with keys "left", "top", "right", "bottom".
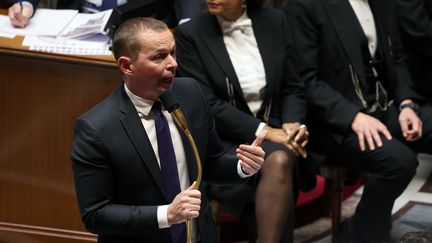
{"left": 0, "top": 9, "right": 113, "bottom": 55}
{"left": 22, "top": 35, "right": 111, "bottom": 55}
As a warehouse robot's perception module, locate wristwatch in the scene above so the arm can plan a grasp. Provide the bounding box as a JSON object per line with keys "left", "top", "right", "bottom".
{"left": 399, "top": 102, "right": 419, "bottom": 114}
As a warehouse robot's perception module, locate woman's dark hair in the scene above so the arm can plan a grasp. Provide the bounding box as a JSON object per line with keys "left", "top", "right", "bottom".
{"left": 247, "top": 0, "right": 264, "bottom": 8}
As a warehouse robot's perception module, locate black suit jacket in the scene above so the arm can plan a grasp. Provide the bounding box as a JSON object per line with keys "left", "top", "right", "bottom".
{"left": 288, "top": 0, "right": 422, "bottom": 146}
{"left": 71, "top": 78, "right": 241, "bottom": 243}
{"left": 397, "top": 0, "right": 432, "bottom": 59}
{"left": 174, "top": 7, "right": 306, "bottom": 145}
{"left": 397, "top": 0, "right": 432, "bottom": 97}
{"left": 174, "top": 8, "right": 316, "bottom": 193}
{"left": 26, "top": 0, "right": 203, "bottom": 23}
{"left": 27, "top": 0, "right": 82, "bottom": 10}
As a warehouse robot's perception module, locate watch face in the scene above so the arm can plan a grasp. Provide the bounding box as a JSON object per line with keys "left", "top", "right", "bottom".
{"left": 413, "top": 103, "right": 419, "bottom": 113}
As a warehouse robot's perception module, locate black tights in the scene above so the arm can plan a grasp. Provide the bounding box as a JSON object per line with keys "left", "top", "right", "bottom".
{"left": 255, "top": 150, "right": 295, "bottom": 243}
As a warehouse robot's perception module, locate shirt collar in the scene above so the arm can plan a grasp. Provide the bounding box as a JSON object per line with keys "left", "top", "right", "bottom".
{"left": 124, "top": 83, "right": 155, "bottom": 117}
{"left": 217, "top": 11, "right": 251, "bottom": 34}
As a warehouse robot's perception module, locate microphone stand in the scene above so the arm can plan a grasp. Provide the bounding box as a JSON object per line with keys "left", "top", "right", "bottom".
{"left": 170, "top": 109, "right": 202, "bottom": 243}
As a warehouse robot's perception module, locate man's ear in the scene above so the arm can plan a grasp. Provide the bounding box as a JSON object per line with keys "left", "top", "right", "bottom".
{"left": 118, "top": 56, "right": 133, "bottom": 75}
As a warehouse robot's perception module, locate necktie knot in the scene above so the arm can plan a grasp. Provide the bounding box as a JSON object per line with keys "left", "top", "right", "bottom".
{"left": 222, "top": 18, "right": 253, "bottom": 36}
{"left": 152, "top": 101, "right": 162, "bottom": 113}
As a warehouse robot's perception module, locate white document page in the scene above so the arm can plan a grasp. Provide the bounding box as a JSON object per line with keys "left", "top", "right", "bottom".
{"left": 0, "top": 15, "right": 16, "bottom": 38}
{"left": 1, "top": 9, "right": 78, "bottom": 37}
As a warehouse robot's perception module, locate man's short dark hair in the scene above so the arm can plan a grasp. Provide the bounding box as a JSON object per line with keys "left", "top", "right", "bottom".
{"left": 113, "top": 17, "right": 168, "bottom": 61}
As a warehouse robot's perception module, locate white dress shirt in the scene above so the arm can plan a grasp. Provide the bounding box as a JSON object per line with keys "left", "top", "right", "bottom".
{"left": 218, "top": 12, "right": 266, "bottom": 115}
{"left": 349, "top": 0, "right": 378, "bottom": 57}
{"left": 218, "top": 11, "right": 267, "bottom": 136}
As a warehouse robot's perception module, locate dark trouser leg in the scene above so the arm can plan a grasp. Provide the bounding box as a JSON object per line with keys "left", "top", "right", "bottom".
{"left": 335, "top": 134, "right": 418, "bottom": 243}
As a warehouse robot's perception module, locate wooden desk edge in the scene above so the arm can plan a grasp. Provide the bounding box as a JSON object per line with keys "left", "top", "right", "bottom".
{"left": 0, "top": 44, "right": 118, "bottom": 68}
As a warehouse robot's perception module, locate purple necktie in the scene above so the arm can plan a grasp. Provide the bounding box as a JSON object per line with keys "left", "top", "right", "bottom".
{"left": 152, "top": 101, "right": 186, "bottom": 243}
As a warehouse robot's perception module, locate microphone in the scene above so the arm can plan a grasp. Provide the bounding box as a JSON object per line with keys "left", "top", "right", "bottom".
{"left": 159, "top": 90, "right": 179, "bottom": 112}
{"left": 159, "top": 90, "right": 202, "bottom": 243}
{"left": 160, "top": 90, "right": 189, "bottom": 132}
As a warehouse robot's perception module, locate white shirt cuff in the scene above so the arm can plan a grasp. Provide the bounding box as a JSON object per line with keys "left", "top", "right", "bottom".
{"left": 157, "top": 205, "right": 170, "bottom": 229}
{"left": 237, "top": 122, "right": 266, "bottom": 178}
{"left": 237, "top": 161, "right": 253, "bottom": 178}
{"left": 255, "top": 122, "right": 266, "bottom": 137}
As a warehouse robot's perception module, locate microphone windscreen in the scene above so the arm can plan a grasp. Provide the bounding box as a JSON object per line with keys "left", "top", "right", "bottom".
{"left": 159, "top": 90, "right": 180, "bottom": 113}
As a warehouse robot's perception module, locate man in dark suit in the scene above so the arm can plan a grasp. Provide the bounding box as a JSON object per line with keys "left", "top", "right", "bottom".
{"left": 71, "top": 17, "right": 265, "bottom": 243}
{"left": 397, "top": 0, "right": 432, "bottom": 98}
{"left": 8, "top": 0, "right": 204, "bottom": 28}
{"left": 287, "top": 0, "right": 432, "bottom": 242}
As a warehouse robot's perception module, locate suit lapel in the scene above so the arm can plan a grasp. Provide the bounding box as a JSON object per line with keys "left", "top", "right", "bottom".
{"left": 118, "top": 85, "right": 167, "bottom": 198}
{"left": 248, "top": 8, "right": 274, "bottom": 101}
{"left": 369, "top": 0, "right": 390, "bottom": 59}
{"left": 325, "top": 0, "right": 367, "bottom": 84}
{"left": 199, "top": 14, "right": 245, "bottom": 99}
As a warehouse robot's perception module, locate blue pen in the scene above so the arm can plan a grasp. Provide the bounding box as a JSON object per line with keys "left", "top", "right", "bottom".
{"left": 18, "top": 0, "right": 24, "bottom": 15}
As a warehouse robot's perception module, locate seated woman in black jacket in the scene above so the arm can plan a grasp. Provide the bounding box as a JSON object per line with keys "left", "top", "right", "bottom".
{"left": 175, "top": 0, "right": 314, "bottom": 241}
